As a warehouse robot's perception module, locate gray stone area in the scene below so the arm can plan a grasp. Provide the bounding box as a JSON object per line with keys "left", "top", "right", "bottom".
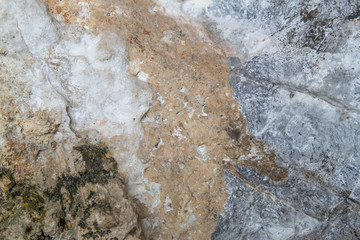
{"left": 212, "top": 171, "right": 320, "bottom": 240}
{"left": 212, "top": 171, "right": 360, "bottom": 240}
{"left": 229, "top": 75, "right": 360, "bottom": 195}
{"left": 192, "top": 0, "right": 360, "bottom": 239}
{"left": 350, "top": 182, "right": 360, "bottom": 204}
{"left": 233, "top": 166, "right": 342, "bottom": 221}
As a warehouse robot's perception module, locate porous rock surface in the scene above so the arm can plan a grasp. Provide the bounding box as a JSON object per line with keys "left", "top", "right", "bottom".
{"left": 1, "top": 0, "right": 360, "bottom": 240}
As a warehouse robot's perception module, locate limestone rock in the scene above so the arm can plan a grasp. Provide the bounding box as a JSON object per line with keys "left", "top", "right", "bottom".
{"left": 1, "top": 0, "right": 360, "bottom": 239}
{"left": 168, "top": 0, "right": 360, "bottom": 239}
{"left": 0, "top": 1, "right": 145, "bottom": 239}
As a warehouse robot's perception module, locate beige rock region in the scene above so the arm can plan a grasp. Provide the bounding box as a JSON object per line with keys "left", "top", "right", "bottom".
{"left": 0, "top": 0, "right": 288, "bottom": 239}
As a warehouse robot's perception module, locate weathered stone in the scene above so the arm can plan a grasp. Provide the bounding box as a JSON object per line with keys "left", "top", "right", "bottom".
{"left": 182, "top": 0, "right": 360, "bottom": 238}
{"left": 0, "top": 146, "right": 141, "bottom": 240}
{"left": 212, "top": 171, "right": 319, "bottom": 240}
{"left": 349, "top": 182, "right": 360, "bottom": 204}
{"left": 1, "top": 0, "right": 360, "bottom": 239}
{"left": 1, "top": 1, "right": 147, "bottom": 238}
{"left": 40, "top": 0, "right": 294, "bottom": 238}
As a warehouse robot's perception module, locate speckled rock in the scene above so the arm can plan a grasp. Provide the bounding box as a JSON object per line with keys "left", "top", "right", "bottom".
{"left": 174, "top": 0, "right": 360, "bottom": 239}
{"left": 2, "top": 0, "right": 360, "bottom": 239}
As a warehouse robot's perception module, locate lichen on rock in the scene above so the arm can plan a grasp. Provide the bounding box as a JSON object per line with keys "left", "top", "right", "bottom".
{"left": 3, "top": 0, "right": 359, "bottom": 239}
{"left": 0, "top": 145, "right": 142, "bottom": 240}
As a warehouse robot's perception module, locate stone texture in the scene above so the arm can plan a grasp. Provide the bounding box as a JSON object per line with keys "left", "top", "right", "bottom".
{"left": 212, "top": 171, "right": 319, "bottom": 240}
{"left": 1, "top": 0, "right": 360, "bottom": 239}
{"left": 0, "top": 145, "right": 141, "bottom": 239}
{"left": 41, "top": 0, "right": 291, "bottom": 239}
{"left": 168, "top": 0, "right": 360, "bottom": 239}
{"left": 1, "top": 1, "right": 147, "bottom": 239}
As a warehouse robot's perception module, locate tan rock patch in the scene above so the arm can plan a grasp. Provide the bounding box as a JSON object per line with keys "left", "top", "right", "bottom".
{"left": 42, "top": 0, "right": 288, "bottom": 239}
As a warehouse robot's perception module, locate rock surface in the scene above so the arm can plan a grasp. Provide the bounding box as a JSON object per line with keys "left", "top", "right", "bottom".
{"left": 168, "top": 0, "right": 360, "bottom": 239}
{"left": 1, "top": 0, "right": 360, "bottom": 239}
{"left": 0, "top": 1, "right": 146, "bottom": 239}
{"left": 39, "top": 0, "right": 288, "bottom": 239}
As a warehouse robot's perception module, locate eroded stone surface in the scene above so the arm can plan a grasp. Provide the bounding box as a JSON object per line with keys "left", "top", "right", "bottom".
{"left": 2, "top": 0, "right": 360, "bottom": 239}
{"left": 1, "top": 1, "right": 146, "bottom": 239}
{"left": 165, "top": 0, "right": 360, "bottom": 239}
{"left": 1, "top": 0, "right": 288, "bottom": 239}
{"left": 0, "top": 145, "right": 141, "bottom": 239}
